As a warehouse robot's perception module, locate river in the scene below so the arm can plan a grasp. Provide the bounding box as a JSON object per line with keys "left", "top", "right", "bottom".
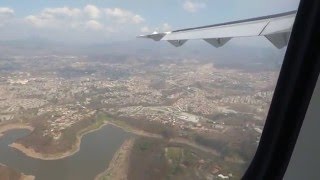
{"left": 0, "top": 125, "right": 132, "bottom": 180}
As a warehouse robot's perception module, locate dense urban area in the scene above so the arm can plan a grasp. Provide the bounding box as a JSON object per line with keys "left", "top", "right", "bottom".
{"left": 0, "top": 52, "right": 279, "bottom": 179}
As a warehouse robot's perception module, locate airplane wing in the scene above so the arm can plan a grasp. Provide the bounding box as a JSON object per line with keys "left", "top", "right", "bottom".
{"left": 138, "top": 11, "right": 296, "bottom": 49}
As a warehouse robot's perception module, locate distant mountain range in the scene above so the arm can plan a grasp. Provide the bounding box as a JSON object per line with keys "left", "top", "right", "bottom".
{"left": 0, "top": 37, "right": 286, "bottom": 71}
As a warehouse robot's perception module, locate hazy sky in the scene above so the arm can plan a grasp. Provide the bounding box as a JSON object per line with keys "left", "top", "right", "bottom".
{"left": 0, "top": 0, "right": 300, "bottom": 44}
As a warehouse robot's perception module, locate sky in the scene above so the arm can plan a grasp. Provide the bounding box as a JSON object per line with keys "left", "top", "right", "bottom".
{"left": 0, "top": 0, "right": 300, "bottom": 44}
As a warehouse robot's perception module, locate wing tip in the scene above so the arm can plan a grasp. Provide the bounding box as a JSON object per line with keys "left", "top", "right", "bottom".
{"left": 136, "top": 32, "right": 167, "bottom": 41}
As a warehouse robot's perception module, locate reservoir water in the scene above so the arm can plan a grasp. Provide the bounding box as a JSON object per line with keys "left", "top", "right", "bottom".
{"left": 0, "top": 125, "right": 132, "bottom": 180}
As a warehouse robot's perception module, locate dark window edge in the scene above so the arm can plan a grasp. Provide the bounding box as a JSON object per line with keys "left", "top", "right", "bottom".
{"left": 242, "top": 0, "right": 320, "bottom": 179}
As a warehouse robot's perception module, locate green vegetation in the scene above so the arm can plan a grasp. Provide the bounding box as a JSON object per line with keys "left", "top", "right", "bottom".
{"left": 128, "top": 137, "right": 243, "bottom": 180}
{"left": 96, "top": 112, "right": 134, "bottom": 131}
{"left": 194, "top": 135, "right": 227, "bottom": 153}
{"left": 128, "top": 137, "right": 168, "bottom": 180}
{"left": 96, "top": 113, "right": 113, "bottom": 123}
{"left": 101, "top": 176, "right": 111, "bottom": 180}
{"left": 166, "top": 147, "right": 183, "bottom": 161}
{"left": 17, "top": 113, "right": 113, "bottom": 155}
{"left": 138, "top": 141, "right": 151, "bottom": 151}
{"left": 94, "top": 113, "right": 249, "bottom": 179}
{"left": 165, "top": 147, "right": 184, "bottom": 175}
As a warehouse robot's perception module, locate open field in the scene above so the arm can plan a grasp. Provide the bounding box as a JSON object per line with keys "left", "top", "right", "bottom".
{"left": 127, "top": 137, "right": 247, "bottom": 180}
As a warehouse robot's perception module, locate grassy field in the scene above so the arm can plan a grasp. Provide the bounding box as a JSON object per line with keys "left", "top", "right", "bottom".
{"left": 126, "top": 136, "right": 247, "bottom": 180}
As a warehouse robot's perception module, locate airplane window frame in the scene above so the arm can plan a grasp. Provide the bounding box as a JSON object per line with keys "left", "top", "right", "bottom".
{"left": 243, "top": 0, "right": 320, "bottom": 179}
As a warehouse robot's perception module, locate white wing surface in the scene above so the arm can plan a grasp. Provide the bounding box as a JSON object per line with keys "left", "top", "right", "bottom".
{"left": 138, "top": 11, "right": 296, "bottom": 49}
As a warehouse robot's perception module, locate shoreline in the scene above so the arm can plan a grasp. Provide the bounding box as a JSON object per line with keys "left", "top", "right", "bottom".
{"left": 108, "top": 121, "right": 221, "bottom": 156}
{"left": 9, "top": 122, "right": 111, "bottom": 160}
{"left": 5, "top": 119, "right": 220, "bottom": 161}
{"left": 0, "top": 123, "right": 34, "bottom": 137}
{"left": 95, "top": 138, "right": 135, "bottom": 180}
{"left": 107, "top": 121, "right": 162, "bottom": 139}
{"left": 0, "top": 163, "right": 35, "bottom": 180}
{"left": 6, "top": 120, "right": 141, "bottom": 161}
{"left": 20, "top": 174, "right": 35, "bottom": 180}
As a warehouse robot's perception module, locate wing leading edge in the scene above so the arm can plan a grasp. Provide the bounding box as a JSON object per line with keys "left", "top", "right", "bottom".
{"left": 138, "top": 11, "right": 296, "bottom": 49}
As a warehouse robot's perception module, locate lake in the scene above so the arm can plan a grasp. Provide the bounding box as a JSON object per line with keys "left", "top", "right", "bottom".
{"left": 0, "top": 125, "right": 132, "bottom": 180}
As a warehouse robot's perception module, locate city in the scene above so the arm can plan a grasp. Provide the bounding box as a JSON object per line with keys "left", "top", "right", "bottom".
{"left": 0, "top": 52, "right": 278, "bottom": 179}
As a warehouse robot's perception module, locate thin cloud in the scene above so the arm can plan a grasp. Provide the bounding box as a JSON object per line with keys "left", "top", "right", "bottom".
{"left": 162, "top": 23, "right": 171, "bottom": 31}
{"left": 85, "top": 20, "right": 103, "bottom": 30}
{"left": 41, "top": 7, "right": 81, "bottom": 18}
{"left": 84, "top": 4, "right": 100, "bottom": 19}
{"left": 140, "top": 26, "right": 150, "bottom": 33}
{"left": 141, "top": 23, "right": 172, "bottom": 34}
{"left": 105, "top": 8, "right": 144, "bottom": 24}
{"left": 17, "top": 5, "right": 146, "bottom": 43}
{"left": 183, "top": 1, "right": 206, "bottom": 13}
{"left": 0, "top": 7, "right": 15, "bottom": 26}
{"left": 25, "top": 7, "right": 82, "bottom": 28}
{"left": 0, "top": 7, "right": 14, "bottom": 16}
